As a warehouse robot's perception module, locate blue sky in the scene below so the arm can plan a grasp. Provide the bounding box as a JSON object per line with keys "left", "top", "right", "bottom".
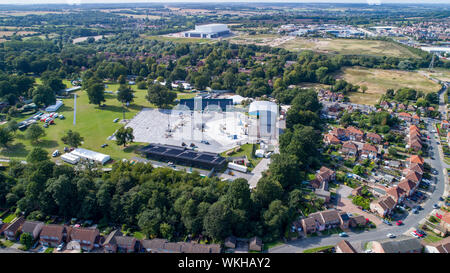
{"left": 0, "top": 0, "right": 448, "bottom": 5}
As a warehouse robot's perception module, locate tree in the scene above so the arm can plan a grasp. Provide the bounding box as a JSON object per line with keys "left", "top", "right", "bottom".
{"left": 388, "top": 147, "right": 398, "bottom": 157}
{"left": 27, "top": 147, "right": 49, "bottom": 163}
{"left": 252, "top": 177, "right": 283, "bottom": 208}
{"left": 159, "top": 222, "right": 174, "bottom": 241}
{"left": 117, "top": 84, "right": 134, "bottom": 106}
{"left": 0, "top": 127, "right": 14, "bottom": 147}
{"left": 361, "top": 85, "right": 368, "bottom": 94}
{"left": 203, "top": 201, "right": 232, "bottom": 240}
{"left": 61, "top": 130, "right": 84, "bottom": 148}
{"left": 352, "top": 165, "right": 365, "bottom": 176}
{"left": 26, "top": 123, "right": 45, "bottom": 143}
{"left": 146, "top": 83, "right": 176, "bottom": 108}
{"left": 19, "top": 233, "right": 33, "bottom": 250}
{"left": 6, "top": 120, "right": 18, "bottom": 134}
{"left": 86, "top": 82, "right": 105, "bottom": 106}
{"left": 115, "top": 126, "right": 134, "bottom": 147}
{"left": 32, "top": 85, "right": 56, "bottom": 107}
{"left": 268, "top": 153, "right": 301, "bottom": 190}
{"left": 263, "top": 200, "right": 289, "bottom": 240}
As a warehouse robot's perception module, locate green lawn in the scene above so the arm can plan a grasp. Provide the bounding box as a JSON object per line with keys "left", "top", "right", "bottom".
{"left": 220, "top": 143, "right": 262, "bottom": 170}
{"left": 133, "top": 231, "right": 146, "bottom": 240}
{"left": 2, "top": 240, "right": 14, "bottom": 247}
{"left": 303, "top": 245, "right": 334, "bottom": 253}
{"left": 2, "top": 213, "right": 16, "bottom": 223}
{"left": 44, "top": 247, "right": 54, "bottom": 253}
{"left": 1, "top": 84, "right": 157, "bottom": 163}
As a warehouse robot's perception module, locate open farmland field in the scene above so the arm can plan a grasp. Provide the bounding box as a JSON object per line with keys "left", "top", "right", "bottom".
{"left": 116, "top": 13, "right": 161, "bottom": 19}
{"left": 0, "top": 11, "right": 69, "bottom": 16}
{"left": 0, "top": 30, "right": 37, "bottom": 38}
{"left": 279, "top": 38, "right": 420, "bottom": 58}
{"left": 336, "top": 67, "right": 442, "bottom": 105}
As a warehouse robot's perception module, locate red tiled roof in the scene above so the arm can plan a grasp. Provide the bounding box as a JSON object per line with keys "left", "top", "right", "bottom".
{"left": 408, "top": 155, "right": 424, "bottom": 165}
{"left": 362, "top": 143, "right": 378, "bottom": 153}
{"left": 398, "top": 178, "right": 417, "bottom": 192}
{"left": 347, "top": 126, "right": 363, "bottom": 135}
{"left": 398, "top": 112, "right": 412, "bottom": 117}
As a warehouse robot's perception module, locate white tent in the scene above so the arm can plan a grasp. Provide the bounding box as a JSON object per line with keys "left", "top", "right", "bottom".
{"left": 45, "top": 100, "right": 64, "bottom": 112}
{"left": 70, "top": 148, "right": 111, "bottom": 165}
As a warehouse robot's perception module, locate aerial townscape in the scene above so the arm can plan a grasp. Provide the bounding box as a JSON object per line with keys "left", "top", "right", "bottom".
{"left": 0, "top": 0, "right": 450, "bottom": 258}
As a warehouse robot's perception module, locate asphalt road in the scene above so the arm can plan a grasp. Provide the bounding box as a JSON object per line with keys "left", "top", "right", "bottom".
{"left": 270, "top": 112, "right": 447, "bottom": 253}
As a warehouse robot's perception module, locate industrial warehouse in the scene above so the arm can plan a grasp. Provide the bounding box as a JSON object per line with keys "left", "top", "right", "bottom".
{"left": 139, "top": 143, "right": 227, "bottom": 170}
{"left": 184, "top": 24, "right": 231, "bottom": 39}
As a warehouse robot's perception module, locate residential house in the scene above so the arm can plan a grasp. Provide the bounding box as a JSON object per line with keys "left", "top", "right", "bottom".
{"left": 103, "top": 229, "right": 123, "bottom": 253}
{"left": 403, "top": 163, "right": 424, "bottom": 175}
{"left": 397, "top": 103, "right": 406, "bottom": 110}
{"left": 324, "top": 133, "right": 341, "bottom": 145}
{"left": 330, "top": 127, "right": 348, "bottom": 140}
{"left": 3, "top": 216, "right": 25, "bottom": 241}
{"left": 361, "top": 143, "right": 378, "bottom": 160}
{"left": 405, "top": 170, "right": 422, "bottom": 184}
{"left": 249, "top": 237, "right": 263, "bottom": 252}
{"left": 224, "top": 236, "right": 237, "bottom": 249}
{"left": 40, "top": 225, "right": 68, "bottom": 247}
{"left": 386, "top": 186, "right": 406, "bottom": 203}
{"left": 349, "top": 215, "right": 367, "bottom": 227}
{"left": 115, "top": 236, "right": 138, "bottom": 253}
{"left": 335, "top": 240, "right": 357, "bottom": 253}
{"left": 440, "top": 212, "right": 450, "bottom": 234}
{"left": 411, "top": 115, "right": 420, "bottom": 125}
{"left": 140, "top": 238, "right": 167, "bottom": 253}
{"left": 21, "top": 220, "right": 44, "bottom": 240}
{"left": 317, "top": 166, "right": 336, "bottom": 183}
{"left": 351, "top": 186, "right": 363, "bottom": 196}
{"left": 424, "top": 242, "right": 450, "bottom": 253}
{"left": 315, "top": 188, "right": 331, "bottom": 203}
{"left": 370, "top": 196, "right": 396, "bottom": 217}
{"left": 407, "top": 105, "right": 416, "bottom": 112}
{"left": 369, "top": 236, "right": 422, "bottom": 253}
{"left": 68, "top": 227, "right": 100, "bottom": 251}
{"left": 398, "top": 112, "right": 412, "bottom": 122}
{"left": 301, "top": 217, "right": 317, "bottom": 236}
{"left": 320, "top": 209, "right": 343, "bottom": 229}
{"left": 398, "top": 179, "right": 419, "bottom": 197}
{"left": 342, "top": 141, "right": 358, "bottom": 157}
{"left": 409, "top": 138, "right": 423, "bottom": 152}
{"left": 366, "top": 132, "right": 382, "bottom": 144}
{"left": 406, "top": 155, "right": 424, "bottom": 167}
{"left": 441, "top": 120, "right": 450, "bottom": 130}
{"left": 380, "top": 101, "right": 392, "bottom": 109}
{"left": 346, "top": 126, "right": 364, "bottom": 141}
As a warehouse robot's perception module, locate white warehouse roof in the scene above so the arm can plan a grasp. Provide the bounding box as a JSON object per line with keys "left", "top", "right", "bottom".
{"left": 249, "top": 101, "right": 278, "bottom": 115}
{"left": 70, "top": 148, "right": 111, "bottom": 165}
{"left": 45, "top": 100, "right": 64, "bottom": 112}
{"left": 194, "top": 24, "right": 229, "bottom": 33}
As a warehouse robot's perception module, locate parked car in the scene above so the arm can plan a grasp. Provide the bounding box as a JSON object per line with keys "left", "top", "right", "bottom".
{"left": 439, "top": 197, "right": 444, "bottom": 201}
{"left": 52, "top": 150, "right": 60, "bottom": 157}
{"left": 383, "top": 219, "right": 392, "bottom": 225}
{"left": 386, "top": 233, "right": 396, "bottom": 238}
{"left": 64, "top": 147, "right": 69, "bottom": 153}
{"left": 339, "top": 232, "right": 348, "bottom": 237}
{"left": 59, "top": 115, "right": 65, "bottom": 119}
{"left": 410, "top": 232, "right": 419, "bottom": 238}
{"left": 396, "top": 220, "right": 403, "bottom": 226}
{"left": 412, "top": 208, "right": 418, "bottom": 214}
{"left": 101, "top": 143, "right": 108, "bottom": 148}
{"left": 413, "top": 230, "right": 424, "bottom": 238}
{"left": 200, "top": 140, "right": 210, "bottom": 145}
{"left": 433, "top": 204, "right": 440, "bottom": 209}
{"left": 113, "top": 118, "right": 119, "bottom": 123}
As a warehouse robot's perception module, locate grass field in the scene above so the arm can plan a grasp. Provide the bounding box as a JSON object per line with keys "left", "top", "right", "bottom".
{"left": 419, "top": 68, "right": 450, "bottom": 82}
{"left": 336, "top": 67, "right": 442, "bottom": 105}
{"left": 0, "top": 82, "right": 201, "bottom": 164}
{"left": 220, "top": 143, "right": 262, "bottom": 170}
{"left": 279, "top": 38, "right": 420, "bottom": 58}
